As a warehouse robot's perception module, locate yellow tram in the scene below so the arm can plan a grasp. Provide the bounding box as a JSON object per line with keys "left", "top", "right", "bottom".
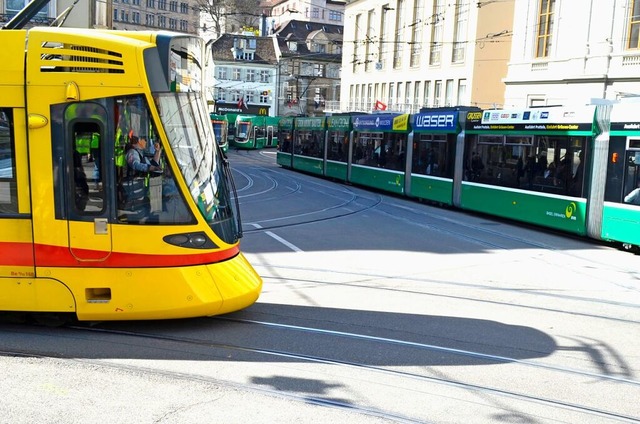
{"left": 0, "top": 23, "right": 261, "bottom": 320}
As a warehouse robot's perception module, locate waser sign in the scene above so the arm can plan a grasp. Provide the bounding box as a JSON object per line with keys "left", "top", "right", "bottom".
{"left": 413, "top": 112, "right": 457, "bottom": 131}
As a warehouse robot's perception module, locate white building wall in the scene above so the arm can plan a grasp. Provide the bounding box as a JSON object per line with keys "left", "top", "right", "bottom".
{"left": 267, "top": 0, "right": 345, "bottom": 31}
{"left": 504, "top": 0, "right": 640, "bottom": 107}
{"left": 339, "top": 0, "right": 482, "bottom": 113}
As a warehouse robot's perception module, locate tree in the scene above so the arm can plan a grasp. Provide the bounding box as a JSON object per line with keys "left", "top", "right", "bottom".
{"left": 197, "top": 0, "right": 263, "bottom": 37}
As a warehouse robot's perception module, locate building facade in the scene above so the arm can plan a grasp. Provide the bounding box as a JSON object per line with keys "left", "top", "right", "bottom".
{"left": 210, "top": 33, "right": 279, "bottom": 116}
{"left": 112, "top": 0, "right": 199, "bottom": 34}
{"left": 0, "top": 0, "right": 111, "bottom": 29}
{"left": 273, "top": 19, "right": 343, "bottom": 116}
{"left": 260, "top": 0, "right": 345, "bottom": 31}
{"left": 504, "top": 0, "right": 640, "bottom": 107}
{"left": 338, "top": 0, "right": 514, "bottom": 113}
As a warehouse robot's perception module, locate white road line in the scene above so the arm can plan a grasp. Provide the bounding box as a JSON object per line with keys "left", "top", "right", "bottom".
{"left": 249, "top": 223, "right": 303, "bottom": 252}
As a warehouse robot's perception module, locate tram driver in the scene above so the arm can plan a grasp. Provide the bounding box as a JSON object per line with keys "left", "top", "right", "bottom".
{"left": 119, "top": 135, "right": 162, "bottom": 221}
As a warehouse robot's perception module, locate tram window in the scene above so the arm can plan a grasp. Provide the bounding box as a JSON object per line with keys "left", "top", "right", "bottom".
{"left": 628, "top": 140, "right": 640, "bottom": 149}
{"left": 478, "top": 135, "right": 503, "bottom": 145}
{"left": 382, "top": 134, "right": 407, "bottom": 171}
{"left": 66, "top": 102, "right": 107, "bottom": 215}
{"left": 71, "top": 123, "right": 104, "bottom": 213}
{"left": 297, "top": 130, "right": 323, "bottom": 158}
{"left": 328, "top": 131, "right": 347, "bottom": 162}
{"left": 115, "top": 95, "right": 193, "bottom": 225}
{"left": 505, "top": 136, "right": 532, "bottom": 146}
{"left": 353, "top": 132, "right": 384, "bottom": 167}
{"left": 0, "top": 108, "right": 17, "bottom": 214}
{"left": 413, "top": 134, "right": 450, "bottom": 177}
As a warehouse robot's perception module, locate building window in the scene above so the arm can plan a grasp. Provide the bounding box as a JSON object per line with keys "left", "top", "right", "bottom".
{"left": 423, "top": 80, "right": 431, "bottom": 107}
{"left": 379, "top": 6, "right": 390, "bottom": 70}
{"left": 365, "top": 9, "right": 374, "bottom": 72}
{"left": 445, "top": 79, "right": 454, "bottom": 106}
{"left": 452, "top": 0, "right": 468, "bottom": 63}
{"left": 217, "top": 67, "right": 227, "bottom": 80}
{"left": 232, "top": 68, "right": 241, "bottom": 80}
{"left": 353, "top": 13, "right": 362, "bottom": 73}
{"left": 434, "top": 80, "right": 442, "bottom": 107}
{"left": 629, "top": 0, "right": 640, "bottom": 49}
{"left": 457, "top": 79, "right": 467, "bottom": 105}
{"left": 246, "top": 69, "right": 255, "bottom": 82}
{"left": 393, "top": 0, "right": 405, "bottom": 69}
{"left": 260, "top": 92, "right": 269, "bottom": 103}
{"left": 429, "top": 0, "right": 445, "bottom": 65}
{"left": 259, "top": 70, "right": 270, "bottom": 83}
{"left": 535, "top": 0, "right": 555, "bottom": 58}
{"left": 410, "top": 0, "right": 424, "bottom": 68}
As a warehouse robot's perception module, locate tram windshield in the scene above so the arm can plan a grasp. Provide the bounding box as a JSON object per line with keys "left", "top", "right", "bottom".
{"left": 156, "top": 91, "right": 239, "bottom": 243}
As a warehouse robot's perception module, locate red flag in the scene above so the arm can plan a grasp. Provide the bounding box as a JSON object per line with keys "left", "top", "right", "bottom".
{"left": 375, "top": 100, "right": 387, "bottom": 111}
{"left": 237, "top": 97, "right": 245, "bottom": 109}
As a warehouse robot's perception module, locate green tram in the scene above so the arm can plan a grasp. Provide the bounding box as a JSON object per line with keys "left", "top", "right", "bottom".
{"left": 277, "top": 106, "right": 640, "bottom": 250}
{"left": 409, "top": 108, "right": 474, "bottom": 205}
{"left": 350, "top": 113, "right": 411, "bottom": 196}
{"left": 291, "top": 116, "right": 326, "bottom": 175}
{"left": 209, "top": 113, "right": 229, "bottom": 153}
{"left": 325, "top": 115, "right": 352, "bottom": 181}
{"left": 276, "top": 116, "right": 295, "bottom": 168}
{"left": 232, "top": 115, "right": 280, "bottom": 149}
{"left": 460, "top": 106, "right": 596, "bottom": 235}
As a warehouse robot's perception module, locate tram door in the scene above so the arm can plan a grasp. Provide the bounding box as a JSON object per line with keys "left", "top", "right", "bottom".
{"left": 266, "top": 125, "right": 274, "bottom": 147}
{"left": 65, "top": 103, "right": 112, "bottom": 261}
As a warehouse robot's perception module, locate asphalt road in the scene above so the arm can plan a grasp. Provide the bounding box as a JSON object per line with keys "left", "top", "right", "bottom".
{"left": 1, "top": 149, "right": 639, "bottom": 423}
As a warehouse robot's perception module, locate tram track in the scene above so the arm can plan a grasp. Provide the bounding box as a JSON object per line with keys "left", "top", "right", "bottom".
{"left": 22, "top": 320, "right": 640, "bottom": 422}
{"left": 208, "top": 151, "right": 640, "bottom": 421}
{"left": 233, "top": 151, "right": 640, "bottom": 285}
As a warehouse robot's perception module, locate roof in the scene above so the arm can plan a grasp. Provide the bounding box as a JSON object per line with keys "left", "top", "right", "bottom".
{"left": 273, "top": 19, "right": 343, "bottom": 60}
{"left": 209, "top": 33, "right": 278, "bottom": 64}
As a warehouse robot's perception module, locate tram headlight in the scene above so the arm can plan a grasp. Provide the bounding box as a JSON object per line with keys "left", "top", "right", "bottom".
{"left": 164, "top": 232, "right": 216, "bottom": 249}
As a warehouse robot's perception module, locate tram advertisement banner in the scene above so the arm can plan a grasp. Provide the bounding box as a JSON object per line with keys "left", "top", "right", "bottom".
{"left": 413, "top": 111, "right": 458, "bottom": 132}
{"left": 352, "top": 114, "right": 410, "bottom": 132}
{"left": 327, "top": 116, "right": 351, "bottom": 131}
{"left": 279, "top": 116, "right": 294, "bottom": 130}
{"left": 295, "top": 117, "right": 325, "bottom": 130}
{"left": 466, "top": 106, "right": 596, "bottom": 132}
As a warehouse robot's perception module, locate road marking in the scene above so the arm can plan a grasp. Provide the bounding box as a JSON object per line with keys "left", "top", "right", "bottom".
{"left": 249, "top": 223, "right": 303, "bottom": 252}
